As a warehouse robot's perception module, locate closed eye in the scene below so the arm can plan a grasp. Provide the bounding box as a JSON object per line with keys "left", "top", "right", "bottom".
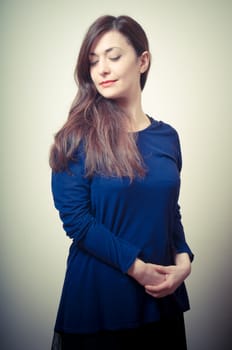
{"left": 109, "top": 55, "right": 121, "bottom": 61}
{"left": 89, "top": 55, "right": 121, "bottom": 67}
{"left": 89, "top": 60, "right": 99, "bottom": 67}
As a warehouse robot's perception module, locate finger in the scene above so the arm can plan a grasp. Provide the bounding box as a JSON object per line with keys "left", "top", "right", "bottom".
{"left": 155, "top": 265, "right": 169, "bottom": 274}
{"left": 145, "top": 289, "right": 169, "bottom": 298}
{"left": 145, "top": 280, "right": 169, "bottom": 292}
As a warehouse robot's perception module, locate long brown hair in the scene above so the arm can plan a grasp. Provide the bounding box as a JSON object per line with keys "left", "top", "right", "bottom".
{"left": 49, "top": 15, "right": 151, "bottom": 180}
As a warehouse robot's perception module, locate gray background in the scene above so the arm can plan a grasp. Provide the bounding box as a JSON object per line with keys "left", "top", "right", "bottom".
{"left": 1, "top": 0, "right": 231, "bottom": 349}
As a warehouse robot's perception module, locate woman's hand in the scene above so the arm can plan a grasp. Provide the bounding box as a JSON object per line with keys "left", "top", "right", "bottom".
{"left": 145, "top": 253, "right": 191, "bottom": 298}
{"left": 127, "top": 259, "right": 166, "bottom": 286}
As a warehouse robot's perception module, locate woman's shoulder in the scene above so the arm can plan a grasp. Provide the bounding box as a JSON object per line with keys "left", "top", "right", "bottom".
{"left": 149, "top": 115, "right": 179, "bottom": 137}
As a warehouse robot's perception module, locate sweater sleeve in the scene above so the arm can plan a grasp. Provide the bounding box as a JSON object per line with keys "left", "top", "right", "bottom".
{"left": 173, "top": 204, "right": 194, "bottom": 262}
{"left": 173, "top": 130, "right": 194, "bottom": 262}
{"left": 51, "top": 156, "right": 141, "bottom": 273}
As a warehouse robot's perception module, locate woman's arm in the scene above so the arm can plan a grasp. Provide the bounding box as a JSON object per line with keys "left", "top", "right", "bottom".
{"left": 51, "top": 157, "right": 141, "bottom": 274}
{"left": 172, "top": 204, "right": 194, "bottom": 262}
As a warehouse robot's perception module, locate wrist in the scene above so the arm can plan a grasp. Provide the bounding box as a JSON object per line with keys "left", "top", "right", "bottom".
{"left": 175, "top": 253, "right": 191, "bottom": 277}
{"left": 127, "top": 258, "right": 146, "bottom": 280}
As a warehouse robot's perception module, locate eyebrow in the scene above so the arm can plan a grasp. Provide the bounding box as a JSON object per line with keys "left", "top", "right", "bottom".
{"left": 89, "top": 47, "right": 121, "bottom": 57}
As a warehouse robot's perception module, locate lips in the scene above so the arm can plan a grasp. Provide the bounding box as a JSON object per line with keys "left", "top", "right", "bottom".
{"left": 100, "top": 80, "right": 117, "bottom": 87}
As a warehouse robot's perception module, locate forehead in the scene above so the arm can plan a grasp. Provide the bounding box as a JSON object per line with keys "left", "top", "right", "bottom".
{"left": 90, "top": 30, "right": 131, "bottom": 55}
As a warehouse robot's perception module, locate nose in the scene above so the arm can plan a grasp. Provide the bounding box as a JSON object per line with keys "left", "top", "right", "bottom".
{"left": 98, "top": 58, "right": 110, "bottom": 75}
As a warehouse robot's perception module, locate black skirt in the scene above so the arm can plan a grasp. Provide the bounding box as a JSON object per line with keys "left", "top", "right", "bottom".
{"left": 51, "top": 313, "right": 188, "bottom": 350}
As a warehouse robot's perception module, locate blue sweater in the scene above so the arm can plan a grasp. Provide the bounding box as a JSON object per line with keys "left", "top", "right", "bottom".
{"left": 51, "top": 118, "right": 194, "bottom": 334}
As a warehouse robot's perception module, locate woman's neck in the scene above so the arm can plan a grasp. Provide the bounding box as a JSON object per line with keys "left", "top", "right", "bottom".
{"left": 117, "top": 98, "right": 150, "bottom": 132}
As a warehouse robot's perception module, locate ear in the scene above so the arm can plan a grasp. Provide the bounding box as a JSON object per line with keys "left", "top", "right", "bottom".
{"left": 139, "top": 51, "right": 150, "bottom": 73}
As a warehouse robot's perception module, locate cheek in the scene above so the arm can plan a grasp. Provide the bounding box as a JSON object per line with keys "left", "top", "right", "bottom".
{"left": 120, "top": 61, "right": 140, "bottom": 78}
{"left": 89, "top": 67, "right": 97, "bottom": 82}
{"left": 89, "top": 70, "right": 94, "bottom": 83}
{"left": 90, "top": 74, "right": 99, "bottom": 91}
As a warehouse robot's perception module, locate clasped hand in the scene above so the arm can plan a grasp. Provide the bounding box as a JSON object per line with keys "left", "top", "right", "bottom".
{"left": 127, "top": 253, "right": 191, "bottom": 298}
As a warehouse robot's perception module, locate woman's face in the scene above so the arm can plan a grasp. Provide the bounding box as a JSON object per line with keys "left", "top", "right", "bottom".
{"left": 89, "top": 30, "right": 148, "bottom": 103}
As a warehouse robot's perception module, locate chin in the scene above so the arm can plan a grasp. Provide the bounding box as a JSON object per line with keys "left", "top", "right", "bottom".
{"left": 100, "top": 93, "right": 121, "bottom": 100}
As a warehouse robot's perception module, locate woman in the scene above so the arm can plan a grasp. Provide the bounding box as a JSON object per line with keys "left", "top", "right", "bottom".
{"left": 50, "top": 15, "right": 194, "bottom": 350}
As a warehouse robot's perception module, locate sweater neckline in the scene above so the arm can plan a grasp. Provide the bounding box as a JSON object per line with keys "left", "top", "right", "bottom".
{"left": 135, "top": 115, "right": 159, "bottom": 134}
